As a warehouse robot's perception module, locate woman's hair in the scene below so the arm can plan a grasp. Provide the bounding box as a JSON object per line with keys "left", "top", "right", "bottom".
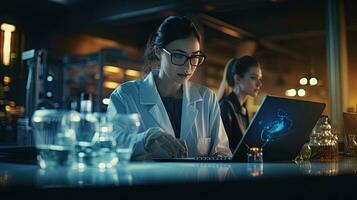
{"left": 217, "top": 58, "right": 235, "bottom": 100}
{"left": 224, "top": 58, "right": 236, "bottom": 87}
{"left": 231, "top": 56, "right": 260, "bottom": 79}
{"left": 143, "top": 16, "right": 202, "bottom": 75}
{"left": 217, "top": 56, "right": 260, "bottom": 100}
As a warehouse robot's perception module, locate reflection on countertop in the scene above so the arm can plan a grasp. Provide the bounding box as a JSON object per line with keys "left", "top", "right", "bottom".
{"left": 0, "top": 157, "right": 357, "bottom": 189}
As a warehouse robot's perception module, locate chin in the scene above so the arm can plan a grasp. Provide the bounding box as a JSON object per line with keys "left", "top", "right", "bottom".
{"left": 174, "top": 77, "right": 186, "bottom": 84}
{"left": 251, "top": 91, "right": 259, "bottom": 97}
{"left": 177, "top": 76, "right": 191, "bottom": 83}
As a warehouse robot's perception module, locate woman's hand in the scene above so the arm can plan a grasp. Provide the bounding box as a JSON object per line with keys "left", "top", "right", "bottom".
{"left": 144, "top": 128, "right": 188, "bottom": 157}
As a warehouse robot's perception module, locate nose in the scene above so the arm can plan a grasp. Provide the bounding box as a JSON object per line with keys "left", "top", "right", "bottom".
{"left": 184, "top": 60, "right": 194, "bottom": 73}
{"left": 257, "top": 79, "right": 262, "bottom": 87}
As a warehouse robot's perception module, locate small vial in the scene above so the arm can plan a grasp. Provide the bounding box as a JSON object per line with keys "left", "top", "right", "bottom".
{"left": 247, "top": 147, "right": 263, "bottom": 163}
{"left": 80, "top": 92, "right": 93, "bottom": 113}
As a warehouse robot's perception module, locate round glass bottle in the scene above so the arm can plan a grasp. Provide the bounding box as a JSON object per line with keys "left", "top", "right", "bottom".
{"left": 309, "top": 115, "right": 339, "bottom": 161}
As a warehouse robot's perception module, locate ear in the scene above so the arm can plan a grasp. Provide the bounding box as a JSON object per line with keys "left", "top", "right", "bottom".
{"left": 234, "top": 74, "right": 242, "bottom": 84}
{"left": 153, "top": 46, "right": 161, "bottom": 60}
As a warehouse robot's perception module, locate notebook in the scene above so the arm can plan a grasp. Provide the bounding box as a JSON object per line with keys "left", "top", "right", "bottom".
{"left": 154, "top": 95, "right": 325, "bottom": 162}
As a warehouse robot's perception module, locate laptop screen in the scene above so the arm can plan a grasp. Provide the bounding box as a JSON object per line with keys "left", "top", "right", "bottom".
{"left": 233, "top": 95, "right": 326, "bottom": 162}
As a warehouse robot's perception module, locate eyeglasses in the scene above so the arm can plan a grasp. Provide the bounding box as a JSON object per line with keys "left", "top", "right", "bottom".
{"left": 162, "top": 48, "right": 206, "bottom": 66}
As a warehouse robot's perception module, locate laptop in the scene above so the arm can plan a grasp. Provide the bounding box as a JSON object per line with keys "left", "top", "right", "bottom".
{"left": 343, "top": 112, "right": 357, "bottom": 152}
{"left": 154, "top": 95, "right": 325, "bottom": 162}
{"left": 343, "top": 112, "right": 357, "bottom": 135}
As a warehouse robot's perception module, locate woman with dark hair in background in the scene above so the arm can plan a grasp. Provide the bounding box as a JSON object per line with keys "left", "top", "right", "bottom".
{"left": 217, "top": 39, "right": 257, "bottom": 101}
{"left": 108, "top": 16, "right": 232, "bottom": 160}
{"left": 220, "top": 56, "right": 263, "bottom": 151}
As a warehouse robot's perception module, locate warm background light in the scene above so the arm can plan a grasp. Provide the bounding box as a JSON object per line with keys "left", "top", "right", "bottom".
{"left": 297, "top": 89, "right": 306, "bottom": 97}
{"left": 309, "top": 77, "right": 318, "bottom": 86}
{"left": 3, "top": 76, "right": 11, "bottom": 85}
{"left": 1, "top": 23, "right": 16, "bottom": 66}
{"left": 285, "top": 89, "right": 297, "bottom": 97}
{"left": 103, "top": 81, "right": 119, "bottom": 89}
{"left": 125, "top": 69, "right": 140, "bottom": 77}
{"left": 220, "top": 27, "right": 240, "bottom": 37}
{"left": 299, "top": 77, "right": 308, "bottom": 85}
{"left": 104, "top": 65, "right": 122, "bottom": 74}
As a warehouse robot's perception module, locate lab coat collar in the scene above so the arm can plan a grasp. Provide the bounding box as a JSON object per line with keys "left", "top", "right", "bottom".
{"left": 139, "top": 71, "right": 161, "bottom": 105}
{"left": 181, "top": 76, "right": 203, "bottom": 141}
{"left": 139, "top": 70, "right": 175, "bottom": 136}
{"left": 138, "top": 70, "right": 204, "bottom": 140}
{"left": 139, "top": 70, "right": 203, "bottom": 105}
{"left": 183, "top": 81, "right": 203, "bottom": 106}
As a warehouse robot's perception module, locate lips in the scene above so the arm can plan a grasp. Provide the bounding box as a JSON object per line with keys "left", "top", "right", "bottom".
{"left": 177, "top": 73, "right": 191, "bottom": 78}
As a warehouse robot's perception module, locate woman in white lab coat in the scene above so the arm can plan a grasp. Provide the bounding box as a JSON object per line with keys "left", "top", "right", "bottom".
{"left": 107, "top": 16, "right": 232, "bottom": 160}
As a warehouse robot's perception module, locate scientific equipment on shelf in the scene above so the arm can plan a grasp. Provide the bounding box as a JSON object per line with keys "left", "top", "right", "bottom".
{"left": 63, "top": 48, "right": 143, "bottom": 112}
{"left": 17, "top": 48, "right": 143, "bottom": 146}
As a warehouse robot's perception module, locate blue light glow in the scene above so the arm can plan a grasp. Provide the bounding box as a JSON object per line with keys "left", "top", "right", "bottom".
{"left": 259, "top": 109, "right": 293, "bottom": 142}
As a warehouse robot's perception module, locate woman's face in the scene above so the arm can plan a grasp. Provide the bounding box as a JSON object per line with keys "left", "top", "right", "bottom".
{"left": 159, "top": 35, "right": 202, "bottom": 84}
{"left": 236, "top": 66, "right": 263, "bottom": 97}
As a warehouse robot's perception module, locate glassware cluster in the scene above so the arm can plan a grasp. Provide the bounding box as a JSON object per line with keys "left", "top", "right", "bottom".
{"left": 31, "top": 109, "right": 140, "bottom": 169}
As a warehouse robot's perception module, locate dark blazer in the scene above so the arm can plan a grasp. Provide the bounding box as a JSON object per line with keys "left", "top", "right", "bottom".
{"left": 219, "top": 92, "right": 249, "bottom": 152}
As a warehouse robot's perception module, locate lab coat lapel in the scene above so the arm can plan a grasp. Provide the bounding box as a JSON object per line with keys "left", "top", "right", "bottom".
{"left": 180, "top": 82, "right": 202, "bottom": 141}
{"left": 139, "top": 71, "right": 175, "bottom": 137}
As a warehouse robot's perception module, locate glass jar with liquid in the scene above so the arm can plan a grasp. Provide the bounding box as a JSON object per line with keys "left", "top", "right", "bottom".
{"left": 247, "top": 147, "right": 263, "bottom": 163}
{"left": 309, "top": 115, "right": 339, "bottom": 161}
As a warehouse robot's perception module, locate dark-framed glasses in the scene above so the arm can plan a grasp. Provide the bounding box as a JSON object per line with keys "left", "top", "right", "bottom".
{"left": 162, "top": 48, "right": 206, "bottom": 66}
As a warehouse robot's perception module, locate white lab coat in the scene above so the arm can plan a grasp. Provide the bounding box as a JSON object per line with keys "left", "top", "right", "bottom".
{"left": 107, "top": 70, "right": 232, "bottom": 160}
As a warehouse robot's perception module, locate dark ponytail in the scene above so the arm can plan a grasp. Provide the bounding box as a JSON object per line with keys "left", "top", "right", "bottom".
{"left": 143, "top": 33, "right": 159, "bottom": 75}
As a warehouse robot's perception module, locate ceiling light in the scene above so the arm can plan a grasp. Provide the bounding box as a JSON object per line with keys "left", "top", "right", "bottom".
{"left": 1, "top": 23, "right": 16, "bottom": 66}
{"left": 285, "top": 89, "right": 296, "bottom": 97}
{"left": 299, "top": 77, "right": 308, "bottom": 85}
{"left": 297, "top": 89, "right": 306, "bottom": 97}
{"left": 309, "top": 77, "right": 318, "bottom": 86}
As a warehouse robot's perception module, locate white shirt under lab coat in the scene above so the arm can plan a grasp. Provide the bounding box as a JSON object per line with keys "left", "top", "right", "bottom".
{"left": 107, "top": 70, "right": 232, "bottom": 160}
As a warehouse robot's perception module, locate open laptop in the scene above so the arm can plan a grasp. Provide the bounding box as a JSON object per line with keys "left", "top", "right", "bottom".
{"left": 343, "top": 112, "right": 357, "bottom": 152}
{"left": 154, "top": 95, "right": 325, "bottom": 162}
{"left": 343, "top": 112, "right": 357, "bottom": 135}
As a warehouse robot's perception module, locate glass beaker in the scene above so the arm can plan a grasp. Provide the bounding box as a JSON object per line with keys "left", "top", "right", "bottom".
{"left": 73, "top": 112, "right": 97, "bottom": 168}
{"left": 32, "top": 109, "right": 77, "bottom": 168}
{"left": 247, "top": 147, "right": 263, "bottom": 163}
{"left": 110, "top": 113, "right": 140, "bottom": 165}
{"left": 90, "top": 113, "right": 118, "bottom": 169}
{"left": 247, "top": 147, "right": 263, "bottom": 177}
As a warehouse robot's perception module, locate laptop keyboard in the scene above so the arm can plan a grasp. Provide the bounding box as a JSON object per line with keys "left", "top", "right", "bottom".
{"left": 193, "top": 156, "right": 232, "bottom": 161}
{"left": 152, "top": 156, "right": 233, "bottom": 162}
